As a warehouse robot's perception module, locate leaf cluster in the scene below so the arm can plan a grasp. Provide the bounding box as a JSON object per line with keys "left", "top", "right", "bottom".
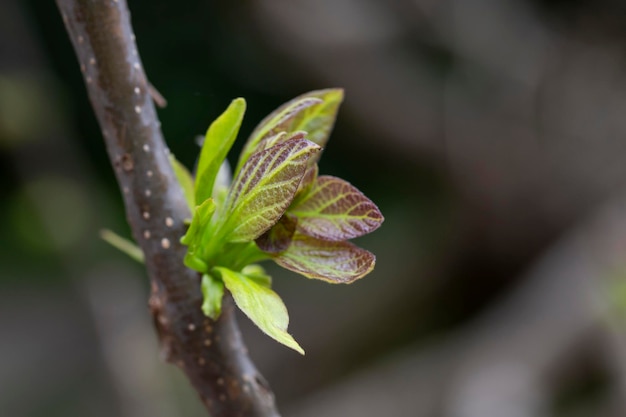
{"left": 107, "top": 89, "right": 384, "bottom": 353}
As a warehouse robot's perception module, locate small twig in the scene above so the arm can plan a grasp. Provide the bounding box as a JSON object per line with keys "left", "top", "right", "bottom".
{"left": 148, "top": 82, "right": 167, "bottom": 108}
{"left": 55, "top": 1, "right": 280, "bottom": 415}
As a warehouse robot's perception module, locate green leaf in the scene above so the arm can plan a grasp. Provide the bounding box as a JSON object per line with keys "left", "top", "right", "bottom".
{"left": 274, "top": 233, "right": 376, "bottom": 283}
{"left": 289, "top": 175, "right": 383, "bottom": 241}
{"left": 195, "top": 98, "right": 246, "bottom": 205}
{"left": 201, "top": 273, "right": 224, "bottom": 320}
{"left": 236, "top": 89, "right": 344, "bottom": 173}
{"left": 100, "top": 229, "right": 144, "bottom": 263}
{"left": 236, "top": 96, "right": 321, "bottom": 174}
{"left": 215, "top": 266, "right": 304, "bottom": 354}
{"left": 219, "top": 138, "right": 321, "bottom": 243}
{"left": 256, "top": 214, "right": 297, "bottom": 254}
{"left": 180, "top": 198, "right": 216, "bottom": 272}
{"left": 180, "top": 198, "right": 216, "bottom": 246}
{"left": 169, "top": 154, "right": 195, "bottom": 210}
{"left": 286, "top": 89, "right": 344, "bottom": 150}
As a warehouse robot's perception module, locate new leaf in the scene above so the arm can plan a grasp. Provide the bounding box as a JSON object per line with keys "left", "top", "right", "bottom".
{"left": 214, "top": 267, "right": 304, "bottom": 354}
{"left": 181, "top": 197, "right": 216, "bottom": 273}
{"left": 236, "top": 98, "right": 320, "bottom": 174}
{"left": 289, "top": 175, "right": 383, "bottom": 241}
{"left": 236, "top": 89, "right": 343, "bottom": 173}
{"left": 219, "top": 138, "right": 321, "bottom": 243}
{"left": 195, "top": 98, "right": 246, "bottom": 205}
{"left": 201, "top": 273, "right": 224, "bottom": 320}
{"left": 274, "top": 233, "right": 376, "bottom": 284}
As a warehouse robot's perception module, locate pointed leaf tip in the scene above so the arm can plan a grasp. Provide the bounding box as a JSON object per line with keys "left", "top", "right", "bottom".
{"left": 236, "top": 89, "right": 344, "bottom": 173}
{"left": 215, "top": 267, "right": 304, "bottom": 354}
{"left": 274, "top": 233, "right": 376, "bottom": 283}
{"left": 290, "top": 175, "right": 384, "bottom": 241}
{"left": 294, "top": 88, "right": 344, "bottom": 150}
{"left": 195, "top": 98, "right": 246, "bottom": 205}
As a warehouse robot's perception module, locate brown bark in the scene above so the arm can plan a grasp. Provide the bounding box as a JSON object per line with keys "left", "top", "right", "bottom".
{"left": 55, "top": 1, "right": 280, "bottom": 415}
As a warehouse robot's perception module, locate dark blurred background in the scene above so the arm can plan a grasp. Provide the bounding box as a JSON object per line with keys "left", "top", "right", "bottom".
{"left": 4, "top": 0, "right": 626, "bottom": 416}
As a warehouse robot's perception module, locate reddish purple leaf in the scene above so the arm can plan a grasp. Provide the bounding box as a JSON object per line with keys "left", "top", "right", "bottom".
{"left": 236, "top": 89, "right": 344, "bottom": 174}
{"left": 236, "top": 97, "right": 322, "bottom": 174}
{"left": 273, "top": 233, "right": 376, "bottom": 283}
{"left": 289, "top": 176, "right": 384, "bottom": 241}
{"left": 257, "top": 131, "right": 308, "bottom": 156}
{"left": 221, "top": 138, "right": 321, "bottom": 242}
{"left": 253, "top": 98, "right": 322, "bottom": 143}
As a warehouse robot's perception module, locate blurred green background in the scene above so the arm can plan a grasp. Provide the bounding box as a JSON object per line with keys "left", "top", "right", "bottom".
{"left": 4, "top": 1, "right": 626, "bottom": 416}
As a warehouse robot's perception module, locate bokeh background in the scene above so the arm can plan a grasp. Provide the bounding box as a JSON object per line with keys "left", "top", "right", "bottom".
{"left": 3, "top": 0, "right": 626, "bottom": 416}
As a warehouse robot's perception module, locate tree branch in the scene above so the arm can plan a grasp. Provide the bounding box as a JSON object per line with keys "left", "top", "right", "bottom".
{"left": 55, "top": 1, "right": 280, "bottom": 415}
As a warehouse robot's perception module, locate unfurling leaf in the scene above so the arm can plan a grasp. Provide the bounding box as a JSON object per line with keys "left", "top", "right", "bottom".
{"left": 214, "top": 267, "right": 304, "bottom": 354}
{"left": 169, "top": 155, "right": 195, "bottom": 210}
{"left": 236, "top": 97, "right": 321, "bottom": 173}
{"left": 201, "top": 273, "right": 224, "bottom": 320}
{"left": 195, "top": 98, "right": 246, "bottom": 205}
{"left": 274, "top": 233, "right": 376, "bottom": 283}
{"left": 282, "top": 89, "right": 344, "bottom": 151}
{"left": 256, "top": 214, "right": 298, "bottom": 254}
{"left": 236, "top": 89, "right": 344, "bottom": 173}
{"left": 181, "top": 198, "right": 216, "bottom": 272}
{"left": 100, "top": 229, "right": 144, "bottom": 263}
{"left": 219, "top": 138, "right": 321, "bottom": 243}
{"left": 290, "top": 176, "right": 383, "bottom": 241}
